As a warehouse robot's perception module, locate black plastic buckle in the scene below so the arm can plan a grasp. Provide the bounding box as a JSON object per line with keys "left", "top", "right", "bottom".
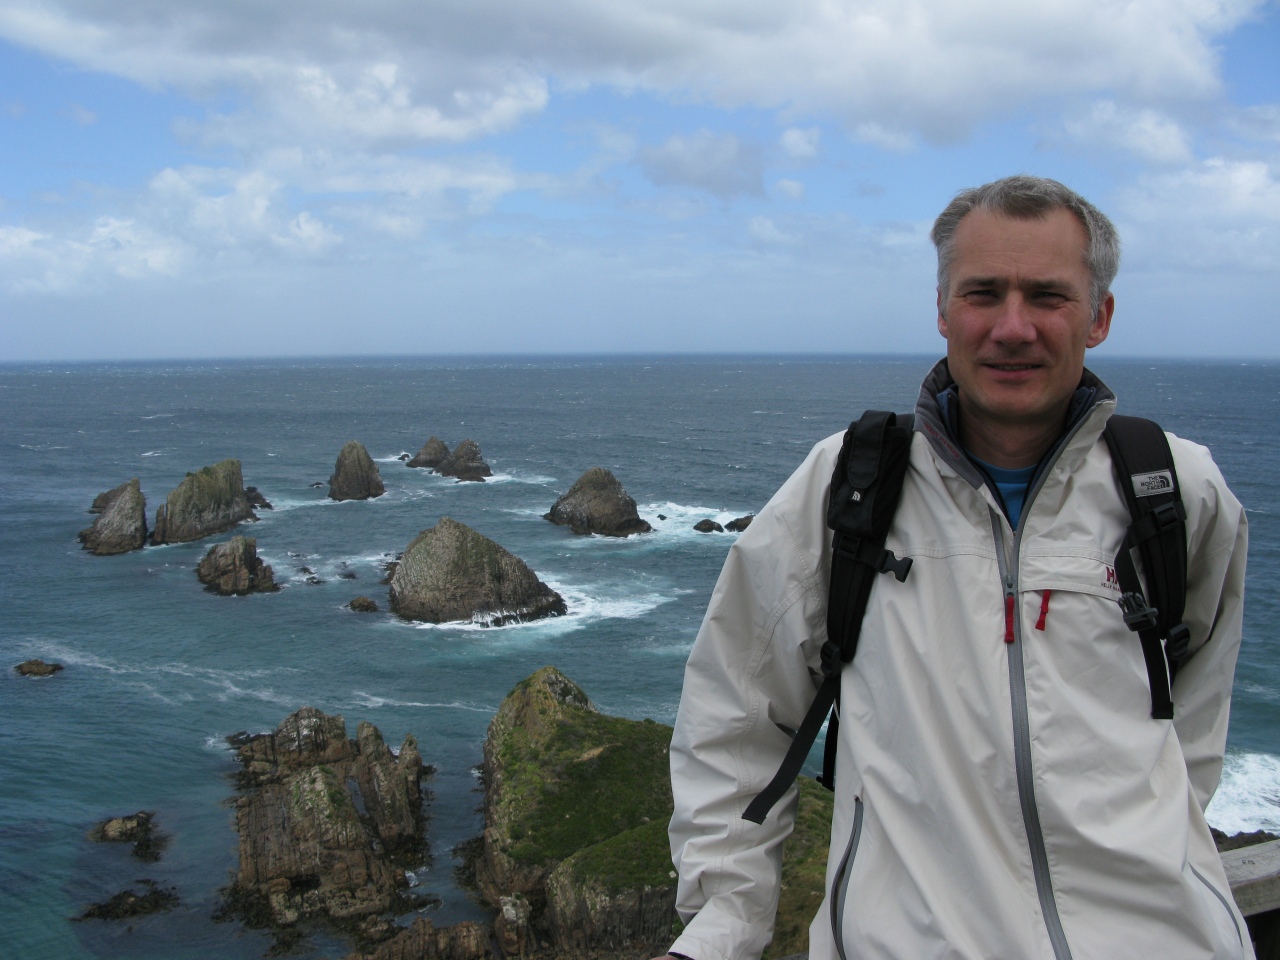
{"left": 820, "top": 639, "right": 843, "bottom": 679}
{"left": 1118, "top": 592, "right": 1158, "bottom": 632}
{"left": 876, "top": 549, "right": 912, "bottom": 583}
{"left": 1165, "top": 622, "right": 1191, "bottom": 662}
{"left": 1151, "top": 500, "right": 1186, "bottom": 533}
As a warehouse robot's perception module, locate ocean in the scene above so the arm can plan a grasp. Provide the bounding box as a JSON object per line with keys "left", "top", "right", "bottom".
{"left": 2, "top": 354, "right": 1277, "bottom": 960}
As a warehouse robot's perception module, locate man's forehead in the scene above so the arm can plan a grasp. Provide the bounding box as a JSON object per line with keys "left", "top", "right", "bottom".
{"left": 950, "top": 208, "right": 1088, "bottom": 270}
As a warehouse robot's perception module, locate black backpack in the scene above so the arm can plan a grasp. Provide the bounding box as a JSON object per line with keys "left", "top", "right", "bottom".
{"left": 743, "top": 411, "right": 1189, "bottom": 825}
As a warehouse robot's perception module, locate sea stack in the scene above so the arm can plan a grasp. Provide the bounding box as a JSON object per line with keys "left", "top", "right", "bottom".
{"left": 406, "top": 436, "right": 450, "bottom": 469}
{"left": 79, "top": 478, "right": 148, "bottom": 554}
{"left": 544, "top": 467, "right": 652, "bottom": 537}
{"left": 328, "top": 441, "right": 385, "bottom": 501}
{"left": 389, "top": 518, "right": 566, "bottom": 625}
{"left": 435, "top": 439, "right": 491, "bottom": 482}
{"left": 151, "top": 460, "right": 256, "bottom": 545}
{"left": 196, "top": 536, "right": 279, "bottom": 595}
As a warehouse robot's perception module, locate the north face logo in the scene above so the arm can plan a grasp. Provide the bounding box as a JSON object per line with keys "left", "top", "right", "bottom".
{"left": 1131, "top": 470, "right": 1175, "bottom": 498}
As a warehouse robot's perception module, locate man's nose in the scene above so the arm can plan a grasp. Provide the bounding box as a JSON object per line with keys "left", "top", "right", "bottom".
{"left": 990, "top": 294, "right": 1036, "bottom": 343}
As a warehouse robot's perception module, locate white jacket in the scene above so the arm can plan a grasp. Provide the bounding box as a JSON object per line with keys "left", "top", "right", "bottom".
{"left": 667, "top": 363, "right": 1250, "bottom": 960}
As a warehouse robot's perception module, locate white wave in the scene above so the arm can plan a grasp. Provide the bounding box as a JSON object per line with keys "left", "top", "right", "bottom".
{"left": 140, "top": 413, "right": 174, "bottom": 419}
{"left": 264, "top": 495, "right": 339, "bottom": 512}
{"left": 1206, "top": 750, "right": 1280, "bottom": 834}
{"left": 344, "top": 691, "right": 493, "bottom": 712}
{"left": 394, "top": 578, "right": 676, "bottom": 636}
{"left": 374, "top": 453, "right": 414, "bottom": 463}
{"left": 140, "top": 451, "right": 164, "bottom": 457}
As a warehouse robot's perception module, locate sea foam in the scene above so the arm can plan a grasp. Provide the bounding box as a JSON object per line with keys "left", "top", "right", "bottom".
{"left": 1206, "top": 750, "right": 1280, "bottom": 834}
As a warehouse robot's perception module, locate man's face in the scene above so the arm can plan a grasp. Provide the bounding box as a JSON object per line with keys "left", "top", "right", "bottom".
{"left": 937, "top": 207, "right": 1113, "bottom": 454}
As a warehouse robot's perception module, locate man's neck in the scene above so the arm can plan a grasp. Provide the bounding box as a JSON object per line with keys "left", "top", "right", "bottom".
{"left": 957, "top": 409, "right": 1064, "bottom": 470}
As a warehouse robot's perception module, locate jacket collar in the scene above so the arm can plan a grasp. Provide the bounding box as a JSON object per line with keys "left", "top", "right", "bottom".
{"left": 913, "top": 358, "right": 1117, "bottom": 490}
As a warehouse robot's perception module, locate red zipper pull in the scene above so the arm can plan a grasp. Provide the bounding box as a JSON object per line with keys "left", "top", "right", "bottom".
{"left": 1035, "top": 590, "right": 1051, "bottom": 631}
{"left": 1004, "top": 594, "right": 1016, "bottom": 643}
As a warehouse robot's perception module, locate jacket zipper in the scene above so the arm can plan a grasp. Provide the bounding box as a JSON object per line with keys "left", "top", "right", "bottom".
{"left": 829, "top": 796, "right": 864, "bottom": 960}
{"left": 1190, "top": 864, "right": 1245, "bottom": 948}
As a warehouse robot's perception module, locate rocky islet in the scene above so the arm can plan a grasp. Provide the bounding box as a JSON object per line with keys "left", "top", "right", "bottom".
{"left": 544, "top": 467, "right": 652, "bottom": 537}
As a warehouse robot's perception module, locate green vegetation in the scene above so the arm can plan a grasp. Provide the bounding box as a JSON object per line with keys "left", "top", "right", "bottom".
{"left": 499, "top": 711, "right": 673, "bottom": 867}
{"left": 560, "top": 818, "right": 674, "bottom": 894}
{"left": 763, "top": 776, "right": 834, "bottom": 960}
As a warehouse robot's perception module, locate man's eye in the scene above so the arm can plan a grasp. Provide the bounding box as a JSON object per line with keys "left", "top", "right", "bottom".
{"left": 963, "top": 290, "right": 997, "bottom": 301}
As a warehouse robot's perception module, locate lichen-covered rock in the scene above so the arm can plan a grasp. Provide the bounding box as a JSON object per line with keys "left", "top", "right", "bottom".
{"left": 245, "top": 486, "right": 273, "bottom": 510}
{"left": 389, "top": 518, "right": 565, "bottom": 625}
{"left": 329, "top": 441, "right": 386, "bottom": 501}
{"left": 197, "top": 536, "right": 279, "bottom": 595}
{"left": 407, "top": 436, "right": 451, "bottom": 470}
{"left": 222, "top": 707, "right": 428, "bottom": 932}
{"left": 725, "top": 514, "right": 754, "bottom": 532}
{"left": 435, "top": 439, "right": 491, "bottom": 482}
{"left": 477, "top": 668, "right": 676, "bottom": 955}
{"left": 75, "top": 880, "right": 179, "bottom": 922}
{"left": 693, "top": 519, "right": 723, "bottom": 533}
{"left": 343, "top": 917, "right": 490, "bottom": 960}
{"left": 14, "top": 658, "right": 63, "bottom": 677}
{"left": 80, "top": 478, "right": 148, "bottom": 554}
{"left": 151, "top": 460, "right": 256, "bottom": 544}
{"left": 544, "top": 468, "right": 652, "bottom": 537}
{"left": 88, "top": 810, "right": 168, "bottom": 861}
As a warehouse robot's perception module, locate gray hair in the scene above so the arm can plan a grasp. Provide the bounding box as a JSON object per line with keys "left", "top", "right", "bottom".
{"left": 931, "top": 174, "right": 1120, "bottom": 316}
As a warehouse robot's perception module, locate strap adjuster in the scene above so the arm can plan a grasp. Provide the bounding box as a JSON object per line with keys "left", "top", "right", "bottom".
{"left": 820, "top": 639, "right": 843, "bottom": 678}
{"left": 1166, "top": 622, "right": 1191, "bottom": 662}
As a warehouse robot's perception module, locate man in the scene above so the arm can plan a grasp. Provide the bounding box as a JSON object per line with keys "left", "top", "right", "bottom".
{"left": 656, "top": 176, "right": 1250, "bottom": 959}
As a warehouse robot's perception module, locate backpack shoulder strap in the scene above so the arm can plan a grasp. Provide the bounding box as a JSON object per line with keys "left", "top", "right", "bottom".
{"left": 742, "top": 411, "right": 914, "bottom": 824}
{"left": 1103, "top": 415, "right": 1189, "bottom": 720}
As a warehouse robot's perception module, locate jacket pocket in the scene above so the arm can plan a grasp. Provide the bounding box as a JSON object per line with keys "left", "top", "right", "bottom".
{"left": 829, "top": 796, "right": 864, "bottom": 960}
{"left": 1189, "top": 863, "right": 1246, "bottom": 955}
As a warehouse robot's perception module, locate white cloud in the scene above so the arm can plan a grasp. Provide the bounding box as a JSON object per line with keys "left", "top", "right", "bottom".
{"left": 1055, "top": 101, "right": 1193, "bottom": 164}
{"left": 1119, "top": 158, "right": 1280, "bottom": 271}
{"left": 775, "top": 178, "right": 805, "bottom": 200}
{"left": 748, "top": 215, "right": 794, "bottom": 243}
{"left": 640, "top": 130, "right": 763, "bottom": 198}
{"left": 0, "top": 0, "right": 1262, "bottom": 151}
{"left": 780, "top": 126, "right": 820, "bottom": 159}
{"left": 66, "top": 102, "right": 95, "bottom": 125}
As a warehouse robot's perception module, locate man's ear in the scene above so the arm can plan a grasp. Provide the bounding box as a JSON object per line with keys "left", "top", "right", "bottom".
{"left": 936, "top": 289, "right": 948, "bottom": 339}
{"left": 1087, "top": 292, "right": 1115, "bottom": 348}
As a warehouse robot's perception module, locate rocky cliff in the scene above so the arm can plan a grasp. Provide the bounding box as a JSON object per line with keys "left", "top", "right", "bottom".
{"left": 388, "top": 518, "right": 566, "bottom": 625}
{"left": 150, "top": 460, "right": 256, "bottom": 544}
{"left": 80, "top": 478, "right": 148, "bottom": 554}
{"left": 544, "top": 468, "right": 651, "bottom": 537}
{"left": 223, "top": 707, "right": 429, "bottom": 935}
{"left": 330, "top": 441, "right": 386, "bottom": 501}
{"left": 476, "top": 667, "right": 678, "bottom": 957}
{"left": 435, "top": 439, "right": 491, "bottom": 482}
{"left": 407, "top": 437, "right": 451, "bottom": 470}
{"left": 196, "top": 536, "right": 279, "bottom": 595}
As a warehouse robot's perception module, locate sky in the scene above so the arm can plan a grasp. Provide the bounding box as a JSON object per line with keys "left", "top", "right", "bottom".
{"left": 1, "top": 0, "right": 1278, "bottom": 362}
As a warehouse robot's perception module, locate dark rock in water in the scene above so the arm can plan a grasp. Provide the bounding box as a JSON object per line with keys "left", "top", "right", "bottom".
{"left": 339, "top": 571, "right": 358, "bottom": 580}
{"left": 151, "top": 460, "right": 256, "bottom": 545}
{"left": 75, "top": 879, "right": 179, "bottom": 921}
{"left": 656, "top": 514, "right": 667, "bottom": 521}
{"left": 693, "top": 519, "right": 724, "bottom": 533}
{"left": 397, "top": 453, "right": 410, "bottom": 462}
{"left": 476, "top": 667, "right": 677, "bottom": 956}
{"left": 80, "top": 478, "right": 148, "bottom": 555}
{"left": 197, "top": 537, "right": 279, "bottom": 595}
{"left": 15, "top": 658, "right": 63, "bottom": 677}
{"left": 389, "top": 518, "right": 566, "bottom": 626}
{"left": 406, "top": 436, "right": 451, "bottom": 470}
{"left": 725, "top": 514, "right": 754, "bottom": 532}
{"left": 310, "top": 482, "right": 325, "bottom": 489}
{"left": 329, "top": 441, "right": 386, "bottom": 501}
{"left": 349, "top": 596, "right": 379, "bottom": 613}
{"left": 544, "top": 468, "right": 652, "bottom": 537}
{"left": 222, "top": 707, "right": 429, "bottom": 932}
{"left": 88, "top": 811, "right": 167, "bottom": 861}
{"left": 342, "top": 917, "right": 489, "bottom": 960}
{"left": 435, "top": 439, "right": 491, "bottom": 482}
{"left": 380, "top": 554, "right": 401, "bottom": 585}
{"left": 245, "top": 486, "right": 273, "bottom": 510}
{"left": 306, "top": 576, "right": 324, "bottom": 585}
{"left": 1212, "top": 827, "right": 1280, "bottom": 851}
